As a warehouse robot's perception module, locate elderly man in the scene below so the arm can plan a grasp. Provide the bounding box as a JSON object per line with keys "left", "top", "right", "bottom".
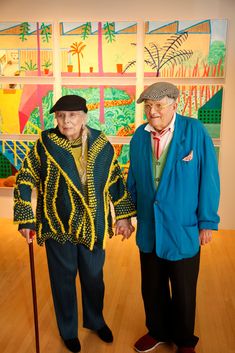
{"left": 14, "top": 95, "right": 136, "bottom": 353}
{"left": 127, "top": 82, "right": 220, "bottom": 353}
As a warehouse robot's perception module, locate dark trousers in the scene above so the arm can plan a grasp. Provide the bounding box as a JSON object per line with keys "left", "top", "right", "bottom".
{"left": 45, "top": 239, "right": 106, "bottom": 340}
{"left": 140, "top": 250, "right": 200, "bottom": 348}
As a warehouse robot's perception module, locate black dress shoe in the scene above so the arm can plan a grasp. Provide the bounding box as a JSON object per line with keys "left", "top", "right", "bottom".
{"left": 97, "top": 324, "right": 113, "bottom": 343}
{"left": 63, "top": 337, "right": 81, "bottom": 352}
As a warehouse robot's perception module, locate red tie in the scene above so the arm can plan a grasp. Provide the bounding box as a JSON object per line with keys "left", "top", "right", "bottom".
{"left": 151, "top": 128, "right": 170, "bottom": 159}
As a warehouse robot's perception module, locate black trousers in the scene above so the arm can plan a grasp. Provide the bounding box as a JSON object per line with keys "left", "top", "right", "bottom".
{"left": 140, "top": 250, "right": 200, "bottom": 348}
{"left": 45, "top": 239, "right": 106, "bottom": 340}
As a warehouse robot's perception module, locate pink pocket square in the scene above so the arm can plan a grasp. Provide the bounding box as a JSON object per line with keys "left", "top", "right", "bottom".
{"left": 182, "top": 150, "right": 193, "bottom": 161}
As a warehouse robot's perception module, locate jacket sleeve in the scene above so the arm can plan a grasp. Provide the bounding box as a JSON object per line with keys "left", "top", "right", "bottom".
{"left": 13, "top": 140, "right": 41, "bottom": 230}
{"left": 197, "top": 129, "right": 220, "bottom": 230}
{"left": 108, "top": 158, "right": 136, "bottom": 220}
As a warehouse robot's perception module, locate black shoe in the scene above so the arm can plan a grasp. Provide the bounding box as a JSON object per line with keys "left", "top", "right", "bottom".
{"left": 63, "top": 337, "right": 81, "bottom": 352}
{"left": 97, "top": 324, "right": 113, "bottom": 343}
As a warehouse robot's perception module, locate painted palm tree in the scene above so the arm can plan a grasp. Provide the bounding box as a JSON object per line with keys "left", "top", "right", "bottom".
{"left": 69, "top": 41, "right": 86, "bottom": 77}
{"left": 123, "top": 32, "right": 193, "bottom": 77}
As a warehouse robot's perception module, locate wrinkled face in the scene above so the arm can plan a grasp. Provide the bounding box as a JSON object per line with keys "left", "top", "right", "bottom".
{"left": 144, "top": 97, "right": 178, "bottom": 131}
{"left": 55, "top": 111, "right": 86, "bottom": 141}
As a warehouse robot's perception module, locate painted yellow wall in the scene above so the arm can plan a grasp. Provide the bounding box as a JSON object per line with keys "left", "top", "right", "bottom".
{"left": 0, "top": 0, "right": 235, "bottom": 229}
{"left": 0, "top": 89, "right": 21, "bottom": 133}
{"left": 60, "top": 34, "right": 137, "bottom": 73}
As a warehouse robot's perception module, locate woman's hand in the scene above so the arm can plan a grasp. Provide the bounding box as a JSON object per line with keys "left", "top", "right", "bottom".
{"left": 115, "top": 219, "right": 135, "bottom": 241}
{"left": 19, "top": 229, "right": 36, "bottom": 244}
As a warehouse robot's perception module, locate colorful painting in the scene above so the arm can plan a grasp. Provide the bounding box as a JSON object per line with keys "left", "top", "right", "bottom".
{"left": 0, "top": 20, "right": 225, "bottom": 186}
{"left": 137, "top": 20, "right": 227, "bottom": 78}
{"left": 62, "top": 85, "right": 136, "bottom": 136}
{"left": 113, "top": 143, "right": 130, "bottom": 178}
{"left": 60, "top": 22, "right": 137, "bottom": 76}
{"left": 177, "top": 84, "right": 223, "bottom": 138}
{"left": 0, "top": 84, "right": 54, "bottom": 134}
{"left": 0, "top": 84, "right": 53, "bottom": 184}
{"left": 0, "top": 22, "right": 53, "bottom": 77}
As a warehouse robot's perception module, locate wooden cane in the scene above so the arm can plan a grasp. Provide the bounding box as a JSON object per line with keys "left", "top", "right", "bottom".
{"left": 28, "top": 231, "right": 40, "bottom": 353}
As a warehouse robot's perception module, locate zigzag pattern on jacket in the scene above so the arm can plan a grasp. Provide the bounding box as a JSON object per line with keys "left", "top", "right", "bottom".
{"left": 14, "top": 127, "right": 136, "bottom": 250}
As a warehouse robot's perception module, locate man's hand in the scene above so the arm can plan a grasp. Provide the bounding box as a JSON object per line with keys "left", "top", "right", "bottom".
{"left": 115, "top": 219, "right": 135, "bottom": 241}
{"left": 199, "top": 229, "right": 212, "bottom": 245}
{"left": 19, "top": 229, "right": 35, "bottom": 244}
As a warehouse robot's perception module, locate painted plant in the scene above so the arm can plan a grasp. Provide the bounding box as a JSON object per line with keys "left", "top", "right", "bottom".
{"left": 123, "top": 32, "right": 193, "bottom": 77}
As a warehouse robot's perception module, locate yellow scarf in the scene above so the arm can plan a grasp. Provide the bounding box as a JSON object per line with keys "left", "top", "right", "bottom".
{"left": 70, "top": 136, "right": 88, "bottom": 184}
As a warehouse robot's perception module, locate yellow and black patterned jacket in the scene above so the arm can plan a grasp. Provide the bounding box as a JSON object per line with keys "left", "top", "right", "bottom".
{"left": 14, "top": 127, "right": 136, "bottom": 250}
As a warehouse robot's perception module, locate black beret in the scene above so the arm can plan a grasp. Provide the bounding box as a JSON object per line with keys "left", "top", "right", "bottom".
{"left": 50, "top": 95, "right": 88, "bottom": 114}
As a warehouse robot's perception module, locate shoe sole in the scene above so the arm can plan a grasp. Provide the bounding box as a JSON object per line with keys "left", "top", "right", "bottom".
{"left": 134, "top": 341, "right": 165, "bottom": 352}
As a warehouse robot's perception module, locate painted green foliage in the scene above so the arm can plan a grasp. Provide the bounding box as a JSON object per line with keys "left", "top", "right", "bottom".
{"left": 118, "top": 144, "right": 130, "bottom": 165}
{"left": 40, "top": 22, "right": 51, "bottom": 43}
{"left": 19, "top": 22, "right": 30, "bottom": 42}
{"left": 103, "top": 22, "right": 116, "bottom": 43}
{"left": 80, "top": 21, "right": 116, "bottom": 42}
{"left": 19, "top": 22, "right": 51, "bottom": 43}
{"left": 23, "top": 86, "right": 135, "bottom": 137}
{"left": 23, "top": 90, "right": 54, "bottom": 134}
{"left": 208, "top": 41, "right": 226, "bottom": 70}
{"left": 62, "top": 86, "right": 135, "bottom": 136}
{"left": 81, "top": 22, "right": 91, "bottom": 40}
{"left": 20, "top": 59, "right": 37, "bottom": 71}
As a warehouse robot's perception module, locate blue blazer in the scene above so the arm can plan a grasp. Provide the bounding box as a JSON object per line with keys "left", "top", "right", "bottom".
{"left": 127, "top": 114, "right": 220, "bottom": 260}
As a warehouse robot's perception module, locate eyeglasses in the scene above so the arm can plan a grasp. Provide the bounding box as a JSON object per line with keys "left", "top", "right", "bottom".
{"left": 144, "top": 101, "right": 173, "bottom": 112}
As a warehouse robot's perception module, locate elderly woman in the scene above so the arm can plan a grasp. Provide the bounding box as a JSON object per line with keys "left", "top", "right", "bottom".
{"left": 14, "top": 95, "right": 136, "bottom": 353}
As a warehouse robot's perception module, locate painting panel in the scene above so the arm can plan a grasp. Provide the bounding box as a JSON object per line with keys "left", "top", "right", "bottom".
{"left": 0, "top": 84, "right": 53, "bottom": 186}
{"left": 177, "top": 84, "right": 223, "bottom": 138}
{"left": 0, "top": 22, "right": 53, "bottom": 77}
{"left": 62, "top": 85, "right": 135, "bottom": 136}
{"left": 60, "top": 22, "right": 137, "bottom": 76}
{"left": 143, "top": 19, "right": 227, "bottom": 78}
{"left": 0, "top": 83, "right": 54, "bottom": 134}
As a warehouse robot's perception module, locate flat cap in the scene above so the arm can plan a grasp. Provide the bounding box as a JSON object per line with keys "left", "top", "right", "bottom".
{"left": 50, "top": 95, "right": 88, "bottom": 114}
{"left": 137, "top": 82, "right": 179, "bottom": 103}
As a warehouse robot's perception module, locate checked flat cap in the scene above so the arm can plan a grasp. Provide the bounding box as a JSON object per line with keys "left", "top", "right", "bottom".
{"left": 137, "top": 82, "right": 179, "bottom": 103}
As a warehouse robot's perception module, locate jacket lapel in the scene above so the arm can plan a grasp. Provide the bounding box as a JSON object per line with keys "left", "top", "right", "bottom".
{"left": 158, "top": 114, "right": 186, "bottom": 188}
{"left": 141, "top": 128, "right": 156, "bottom": 194}
{"left": 42, "top": 128, "right": 83, "bottom": 192}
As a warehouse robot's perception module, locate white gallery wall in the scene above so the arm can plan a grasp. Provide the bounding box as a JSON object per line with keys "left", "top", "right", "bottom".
{"left": 0, "top": 0, "right": 235, "bottom": 229}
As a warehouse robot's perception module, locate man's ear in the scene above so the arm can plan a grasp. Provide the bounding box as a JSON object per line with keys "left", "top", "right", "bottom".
{"left": 173, "top": 101, "right": 178, "bottom": 111}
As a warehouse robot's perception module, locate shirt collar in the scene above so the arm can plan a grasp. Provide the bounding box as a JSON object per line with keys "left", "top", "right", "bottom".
{"left": 144, "top": 113, "right": 176, "bottom": 134}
